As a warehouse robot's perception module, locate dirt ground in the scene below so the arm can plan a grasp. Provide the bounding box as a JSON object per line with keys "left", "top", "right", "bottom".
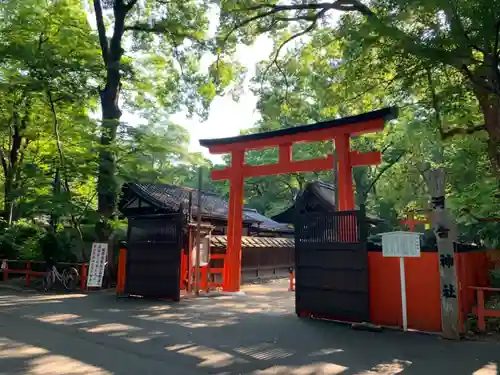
{"left": 0, "top": 279, "right": 498, "bottom": 375}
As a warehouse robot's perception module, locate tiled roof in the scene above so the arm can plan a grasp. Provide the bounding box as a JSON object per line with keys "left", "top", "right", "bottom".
{"left": 211, "top": 235, "right": 294, "bottom": 249}
{"left": 308, "top": 180, "right": 336, "bottom": 208}
{"left": 243, "top": 208, "right": 293, "bottom": 233}
{"left": 125, "top": 183, "right": 258, "bottom": 222}
{"left": 125, "top": 183, "right": 231, "bottom": 220}
{"left": 271, "top": 180, "right": 382, "bottom": 225}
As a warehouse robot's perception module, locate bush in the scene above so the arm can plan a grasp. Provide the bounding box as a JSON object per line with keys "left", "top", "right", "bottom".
{"left": 490, "top": 269, "right": 500, "bottom": 289}
{"left": 38, "top": 230, "right": 77, "bottom": 263}
{"left": 0, "top": 221, "right": 77, "bottom": 262}
{"left": 0, "top": 220, "right": 45, "bottom": 260}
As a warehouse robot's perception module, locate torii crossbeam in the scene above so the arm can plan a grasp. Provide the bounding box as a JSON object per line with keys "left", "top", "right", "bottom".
{"left": 200, "top": 107, "right": 398, "bottom": 292}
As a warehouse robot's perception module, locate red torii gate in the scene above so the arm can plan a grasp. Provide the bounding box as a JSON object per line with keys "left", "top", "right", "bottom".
{"left": 199, "top": 107, "right": 397, "bottom": 292}
{"left": 400, "top": 212, "right": 431, "bottom": 232}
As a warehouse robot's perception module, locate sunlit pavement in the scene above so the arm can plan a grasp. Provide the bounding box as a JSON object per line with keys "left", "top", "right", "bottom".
{"left": 0, "top": 280, "right": 498, "bottom": 375}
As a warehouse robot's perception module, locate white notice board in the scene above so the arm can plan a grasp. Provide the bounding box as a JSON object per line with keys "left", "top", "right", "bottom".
{"left": 381, "top": 231, "right": 422, "bottom": 257}
{"left": 191, "top": 236, "right": 210, "bottom": 267}
{"left": 87, "top": 243, "right": 108, "bottom": 288}
{"left": 380, "top": 231, "right": 422, "bottom": 332}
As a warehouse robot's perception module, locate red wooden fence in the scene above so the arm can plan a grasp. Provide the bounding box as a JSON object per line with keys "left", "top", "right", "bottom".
{"left": 1, "top": 259, "right": 88, "bottom": 290}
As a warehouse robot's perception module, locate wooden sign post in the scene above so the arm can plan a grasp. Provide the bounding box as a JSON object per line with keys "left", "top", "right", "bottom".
{"left": 424, "top": 168, "right": 460, "bottom": 340}
{"left": 381, "top": 231, "right": 422, "bottom": 331}
{"left": 87, "top": 243, "right": 108, "bottom": 289}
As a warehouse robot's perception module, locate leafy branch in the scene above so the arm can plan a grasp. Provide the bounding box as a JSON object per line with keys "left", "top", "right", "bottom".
{"left": 360, "top": 143, "right": 406, "bottom": 204}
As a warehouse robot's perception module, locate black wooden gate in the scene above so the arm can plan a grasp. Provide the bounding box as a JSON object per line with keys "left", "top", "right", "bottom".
{"left": 295, "top": 209, "right": 370, "bottom": 322}
{"left": 125, "top": 213, "right": 183, "bottom": 300}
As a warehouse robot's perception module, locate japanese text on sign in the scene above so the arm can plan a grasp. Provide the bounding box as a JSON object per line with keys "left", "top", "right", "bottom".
{"left": 86, "top": 243, "right": 108, "bottom": 288}
{"left": 442, "top": 284, "right": 457, "bottom": 299}
{"left": 381, "top": 232, "right": 422, "bottom": 258}
{"left": 440, "top": 254, "right": 454, "bottom": 268}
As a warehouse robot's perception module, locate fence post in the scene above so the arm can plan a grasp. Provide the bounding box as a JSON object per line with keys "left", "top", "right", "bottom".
{"left": 201, "top": 266, "right": 208, "bottom": 292}
{"left": 25, "top": 262, "right": 31, "bottom": 287}
{"left": 289, "top": 268, "right": 294, "bottom": 291}
{"left": 116, "top": 247, "right": 127, "bottom": 294}
{"left": 80, "top": 264, "right": 87, "bottom": 290}
{"left": 477, "top": 289, "right": 486, "bottom": 332}
{"left": 2, "top": 260, "right": 8, "bottom": 282}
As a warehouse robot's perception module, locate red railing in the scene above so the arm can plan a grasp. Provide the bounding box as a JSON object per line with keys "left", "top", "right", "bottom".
{"left": 469, "top": 286, "right": 500, "bottom": 331}
{"left": 205, "top": 253, "right": 225, "bottom": 290}
{"left": 1, "top": 259, "right": 88, "bottom": 290}
{"left": 179, "top": 251, "right": 226, "bottom": 292}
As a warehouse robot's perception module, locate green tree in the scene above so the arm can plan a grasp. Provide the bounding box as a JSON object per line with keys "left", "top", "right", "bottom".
{"left": 219, "top": 0, "right": 500, "bottom": 182}
{"left": 89, "top": 0, "right": 242, "bottom": 240}
{"left": 0, "top": 0, "right": 100, "bottom": 225}
{"left": 234, "top": 13, "right": 500, "bottom": 245}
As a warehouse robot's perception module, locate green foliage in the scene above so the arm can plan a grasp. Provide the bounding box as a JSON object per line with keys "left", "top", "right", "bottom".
{"left": 2, "top": 0, "right": 500, "bottom": 263}
{"left": 0, "top": 220, "right": 45, "bottom": 260}
{"left": 490, "top": 269, "right": 500, "bottom": 289}
{"left": 218, "top": 0, "right": 500, "bottom": 195}
{"left": 38, "top": 229, "right": 77, "bottom": 263}
{"left": 214, "top": 0, "right": 500, "bottom": 249}
{"left": 0, "top": 220, "right": 79, "bottom": 262}
{"left": 0, "top": 0, "right": 221, "bottom": 260}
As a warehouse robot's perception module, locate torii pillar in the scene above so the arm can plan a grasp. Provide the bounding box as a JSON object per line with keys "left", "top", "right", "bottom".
{"left": 200, "top": 108, "right": 398, "bottom": 292}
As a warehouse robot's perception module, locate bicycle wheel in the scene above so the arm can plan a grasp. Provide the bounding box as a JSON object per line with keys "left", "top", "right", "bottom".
{"left": 42, "top": 271, "right": 53, "bottom": 291}
{"left": 62, "top": 267, "right": 79, "bottom": 291}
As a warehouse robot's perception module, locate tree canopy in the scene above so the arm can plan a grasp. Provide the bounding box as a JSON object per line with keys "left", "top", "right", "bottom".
{"left": 1, "top": 0, "right": 500, "bottom": 263}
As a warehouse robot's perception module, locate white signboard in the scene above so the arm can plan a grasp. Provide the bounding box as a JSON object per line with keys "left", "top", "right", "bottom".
{"left": 191, "top": 236, "right": 210, "bottom": 267}
{"left": 87, "top": 243, "right": 108, "bottom": 288}
{"left": 381, "top": 231, "right": 421, "bottom": 258}
{"left": 380, "top": 231, "right": 422, "bottom": 332}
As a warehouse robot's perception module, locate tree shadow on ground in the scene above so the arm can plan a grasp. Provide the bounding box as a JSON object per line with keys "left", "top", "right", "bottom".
{"left": 0, "top": 283, "right": 498, "bottom": 375}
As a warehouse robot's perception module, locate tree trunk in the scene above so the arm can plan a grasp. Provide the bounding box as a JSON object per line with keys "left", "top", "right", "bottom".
{"left": 96, "top": 70, "right": 122, "bottom": 277}
{"left": 3, "top": 170, "right": 14, "bottom": 225}
{"left": 476, "top": 89, "right": 500, "bottom": 180}
{"left": 1, "top": 111, "right": 26, "bottom": 225}
{"left": 94, "top": 0, "right": 128, "bottom": 278}
{"left": 424, "top": 168, "right": 460, "bottom": 340}
{"left": 97, "top": 92, "right": 121, "bottom": 224}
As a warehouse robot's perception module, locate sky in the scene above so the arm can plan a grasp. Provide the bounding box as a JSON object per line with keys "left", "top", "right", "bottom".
{"left": 83, "top": 3, "right": 295, "bottom": 163}
{"left": 106, "top": 5, "right": 277, "bottom": 164}
{"left": 120, "top": 34, "right": 274, "bottom": 164}
{"left": 169, "top": 35, "right": 274, "bottom": 163}
{"left": 82, "top": 3, "right": 346, "bottom": 164}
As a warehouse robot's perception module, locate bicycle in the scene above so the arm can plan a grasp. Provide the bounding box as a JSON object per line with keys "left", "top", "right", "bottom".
{"left": 42, "top": 264, "right": 80, "bottom": 292}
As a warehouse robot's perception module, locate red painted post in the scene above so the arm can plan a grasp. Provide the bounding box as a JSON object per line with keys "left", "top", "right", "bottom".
{"left": 80, "top": 264, "right": 87, "bottom": 290}
{"left": 3, "top": 260, "right": 8, "bottom": 282}
{"left": 335, "top": 134, "right": 355, "bottom": 211}
{"left": 289, "top": 268, "right": 294, "bottom": 291}
{"left": 223, "top": 150, "right": 245, "bottom": 292}
{"left": 477, "top": 289, "right": 486, "bottom": 331}
{"left": 201, "top": 266, "right": 208, "bottom": 292}
{"left": 180, "top": 249, "right": 186, "bottom": 290}
{"left": 25, "top": 261, "right": 31, "bottom": 287}
{"left": 116, "top": 248, "right": 127, "bottom": 294}
{"left": 278, "top": 143, "right": 292, "bottom": 165}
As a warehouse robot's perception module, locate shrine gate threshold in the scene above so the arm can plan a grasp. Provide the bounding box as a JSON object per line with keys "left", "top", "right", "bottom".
{"left": 199, "top": 107, "right": 398, "bottom": 294}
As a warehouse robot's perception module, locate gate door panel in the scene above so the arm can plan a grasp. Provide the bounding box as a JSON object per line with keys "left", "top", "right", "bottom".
{"left": 295, "top": 210, "right": 369, "bottom": 322}
{"left": 125, "top": 213, "right": 183, "bottom": 299}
